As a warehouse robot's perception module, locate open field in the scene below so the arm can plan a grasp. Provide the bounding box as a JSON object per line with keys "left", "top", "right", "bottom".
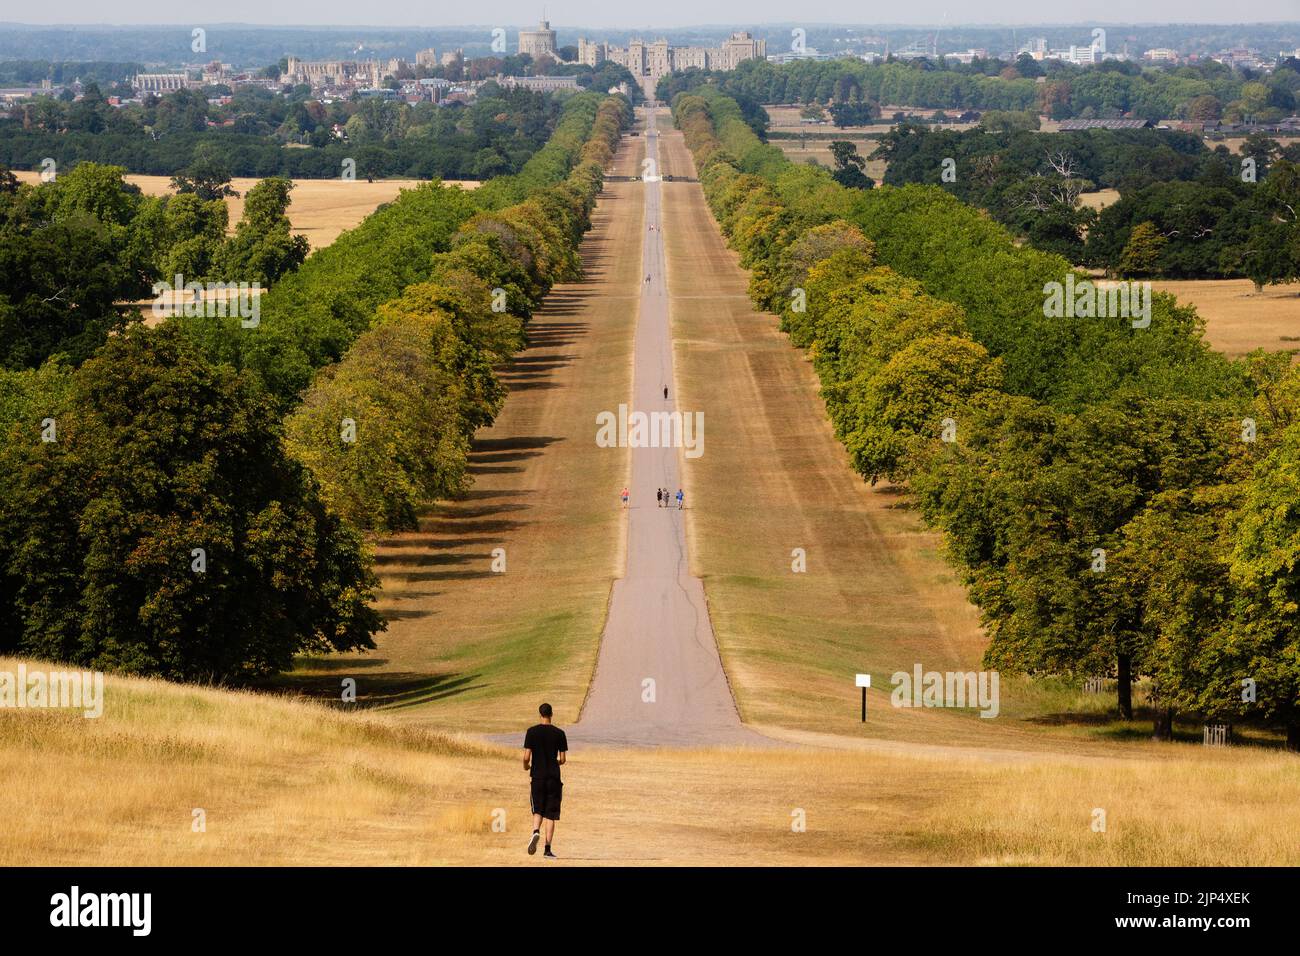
{"left": 13, "top": 171, "right": 479, "bottom": 251}
{"left": 773, "top": 139, "right": 889, "bottom": 180}
{"left": 1155, "top": 278, "right": 1300, "bottom": 358}
{"left": 276, "top": 125, "right": 646, "bottom": 734}
{"left": 766, "top": 104, "right": 976, "bottom": 136}
{"left": 3, "top": 660, "right": 1297, "bottom": 866}
{"left": 1079, "top": 188, "right": 1120, "bottom": 211}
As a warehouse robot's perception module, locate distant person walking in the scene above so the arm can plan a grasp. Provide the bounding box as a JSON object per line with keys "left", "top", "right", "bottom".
{"left": 656, "top": 488, "right": 663, "bottom": 508}
{"left": 663, "top": 386, "right": 668, "bottom": 400}
{"left": 621, "top": 486, "right": 629, "bottom": 509}
{"left": 523, "top": 702, "right": 568, "bottom": 859}
{"left": 676, "top": 488, "right": 684, "bottom": 510}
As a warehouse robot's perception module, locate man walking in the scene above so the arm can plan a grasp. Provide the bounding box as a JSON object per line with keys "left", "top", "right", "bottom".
{"left": 656, "top": 488, "right": 663, "bottom": 508}
{"left": 676, "top": 488, "right": 684, "bottom": 509}
{"left": 621, "top": 486, "right": 629, "bottom": 509}
{"left": 523, "top": 703, "right": 568, "bottom": 859}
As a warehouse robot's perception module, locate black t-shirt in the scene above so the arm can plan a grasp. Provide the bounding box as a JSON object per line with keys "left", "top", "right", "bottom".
{"left": 523, "top": 724, "right": 568, "bottom": 780}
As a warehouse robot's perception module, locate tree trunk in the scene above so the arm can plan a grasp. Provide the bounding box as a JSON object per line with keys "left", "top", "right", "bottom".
{"left": 1152, "top": 707, "right": 1174, "bottom": 741}
{"left": 1287, "top": 720, "right": 1300, "bottom": 754}
{"left": 1253, "top": 280, "right": 1264, "bottom": 294}
{"left": 1117, "top": 653, "right": 1133, "bottom": 720}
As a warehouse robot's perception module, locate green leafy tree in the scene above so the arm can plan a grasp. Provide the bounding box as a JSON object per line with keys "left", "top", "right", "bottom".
{"left": 170, "top": 144, "right": 239, "bottom": 201}
{"left": 216, "top": 177, "right": 309, "bottom": 285}
{"left": 828, "top": 140, "right": 873, "bottom": 190}
{"left": 1118, "top": 221, "right": 1167, "bottom": 277}
{"left": 0, "top": 325, "right": 382, "bottom": 681}
{"left": 1229, "top": 422, "right": 1300, "bottom": 750}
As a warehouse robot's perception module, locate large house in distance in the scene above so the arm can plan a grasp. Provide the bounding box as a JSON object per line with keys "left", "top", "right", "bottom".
{"left": 577, "top": 31, "right": 766, "bottom": 99}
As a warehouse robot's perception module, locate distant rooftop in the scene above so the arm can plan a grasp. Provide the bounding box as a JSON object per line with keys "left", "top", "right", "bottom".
{"left": 1056, "top": 118, "right": 1153, "bottom": 131}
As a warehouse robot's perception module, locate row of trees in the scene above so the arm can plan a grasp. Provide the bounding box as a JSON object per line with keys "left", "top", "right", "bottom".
{"left": 674, "top": 88, "right": 1300, "bottom": 748}
{"left": 285, "top": 94, "right": 631, "bottom": 531}
{"left": 659, "top": 57, "right": 1300, "bottom": 123}
{"left": 0, "top": 92, "right": 632, "bottom": 682}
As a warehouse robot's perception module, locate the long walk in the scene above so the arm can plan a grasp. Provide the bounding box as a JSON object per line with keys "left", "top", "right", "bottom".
{"left": 572, "top": 107, "right": 761, "bottom": 748}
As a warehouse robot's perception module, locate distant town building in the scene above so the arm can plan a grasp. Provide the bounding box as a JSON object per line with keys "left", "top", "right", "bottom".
{"left": 282, "top": 56, "right": 405, "bottom": 90}
{"left": 892, "top": 37, "right": 938, "bottom": 60}
{"left": 1211, "top": 48, "right": 1265, "bottom": 70}
{"left": 1018, "top": 37, "right": 1116, "bottom": 66}
{"left": 944, "top": 49, "right": 990, "bottom": 65}
{"left": 1143, "top": 48, "right": 1181, "bottom": 63}
{"left": 133, "top": 73, "right": 195, "bottom": 94}
{"left": 441, "top": 49, "right": 463, "bottom": 67}
{"left": 519, "top": 20, "right": 559, "bottom": 59}
{"left": 415, "top": 48, "right": 439, "bottom": 68}
{"left": 768, "top": 49, "right": 839, "bottom": 64}
{"left": 496, "top": 74, "right": 580, "bottom": 92}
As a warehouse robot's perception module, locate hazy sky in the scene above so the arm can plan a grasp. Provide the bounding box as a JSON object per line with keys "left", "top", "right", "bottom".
{"left": 6, "top": 2, "right": 1300, "bottom": 30}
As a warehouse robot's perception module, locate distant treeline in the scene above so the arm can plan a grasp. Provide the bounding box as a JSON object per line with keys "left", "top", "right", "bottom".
{"left": 0, "top": 60, "right": 145, "bottom": 86}
{"left": 878, "top": 120, "right": 1300, "bottom": 284}
{"left": 1, "top": 81, "right": 565, "bottom": 180}
{"left": 659, "top": 56, "right": 1300, "bottom": 122}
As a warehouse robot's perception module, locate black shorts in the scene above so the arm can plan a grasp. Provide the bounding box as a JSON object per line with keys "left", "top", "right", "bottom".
{"left": 530, "top": 777, "right": 563, "bottom": 821}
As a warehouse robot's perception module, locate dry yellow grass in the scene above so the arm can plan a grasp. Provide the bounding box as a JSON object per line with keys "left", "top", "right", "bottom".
{"left": 1079, "top": 188, "right": 1121, "bottom": 211}
{"left": 13, "top": 171, "right": 478, "bottom": 251}
{"left": 4, "top": 658, "right": 1297, "bottom": 866}
{"left": 1152, "top": 278, "right": 1300, "bottom": 358}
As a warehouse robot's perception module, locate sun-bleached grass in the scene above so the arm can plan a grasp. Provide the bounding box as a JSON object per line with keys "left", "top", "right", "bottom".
{"left": 4, "top": 658, "right": 1297, "bottom": 866}
{"left": 0, "top": 657, "right": 511, "bottom": 866}
{"left": 907, "top": 747, "right": 1300, "bottom": 866}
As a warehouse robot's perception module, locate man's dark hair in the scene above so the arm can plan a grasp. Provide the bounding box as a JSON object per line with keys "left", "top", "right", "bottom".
{"left": 539, "top": 702, "right": 553, "bottom": 718}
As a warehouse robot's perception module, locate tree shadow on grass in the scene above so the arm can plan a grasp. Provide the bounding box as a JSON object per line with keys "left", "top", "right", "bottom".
{"left": 264, "top": 670, "right": 483, "bottom": 711}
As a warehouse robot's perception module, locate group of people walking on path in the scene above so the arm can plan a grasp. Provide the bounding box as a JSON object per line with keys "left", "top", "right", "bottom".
{"left": 656, "top": 487, "right": 683, "bottom": 509}
{"left": 621, "top": 487, "right": 684, "bottom": 509}
{"left": 616, "top": 486, "right": 681, "bottom": 509}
